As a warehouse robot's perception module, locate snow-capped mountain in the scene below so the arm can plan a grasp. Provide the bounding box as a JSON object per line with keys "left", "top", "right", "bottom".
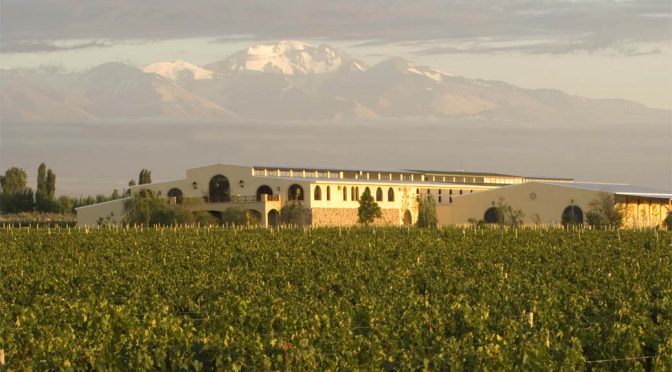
{"left": 205, "top": 40, "right": 366, "bottom": 75}
{"left": 69, "top": 62, "right": 234, "bottom": 120}
{"left": 143, "top": 60, "right": 214, "bottom": 83}
{"left": 1, "top": 41, "right": 668, "bottom": 123}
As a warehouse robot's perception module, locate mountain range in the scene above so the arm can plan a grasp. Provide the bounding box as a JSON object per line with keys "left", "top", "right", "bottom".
{"left": 1, "top": 40, "right": 668, "bottom": 123}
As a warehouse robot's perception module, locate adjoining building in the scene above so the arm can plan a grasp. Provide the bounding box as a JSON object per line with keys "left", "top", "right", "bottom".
{"left": 76, "top": 163, "right": 671, "bottom": 228}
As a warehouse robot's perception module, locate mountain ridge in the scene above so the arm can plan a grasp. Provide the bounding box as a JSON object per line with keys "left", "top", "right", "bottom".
{"left": 1, "top": 40, "right": 668, "bottom": 123}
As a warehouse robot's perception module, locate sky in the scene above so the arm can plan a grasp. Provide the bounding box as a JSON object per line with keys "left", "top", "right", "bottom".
{"left": 1, "top": 0, "right": 671, "bottom": 109}
{"left": 1, "top": 0, "right": 671, "bottom": 195}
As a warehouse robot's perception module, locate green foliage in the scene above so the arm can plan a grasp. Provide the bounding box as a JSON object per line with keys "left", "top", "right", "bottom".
{"left": 663, "top": 213, "right": 672, "bottom": 230}
{"left": 216, "top": 208, "right": 260, "bottom": 226}
{"left": 586, "top": 192, "right": 623, "bottom": 229}
{"left": 495, "top": 198, "right": 525, "bottom": 227}
{"left": 0, "top": 167, "right": 28, "bottom": 194}
{"left": 34, "top": 163, "right": 57, "bottom": 213}
{"left": 416, "top": 196, "right": 438, "bottom": 228}
{"left": 0, "top": 189, "right": 34, "bottom": 213}
{"left": 111, "top": 189, "right": 121, "bottom": 200}
{"left": 139, "top": 169, "right": 152, "bottom": 185}
{"left": 58, "top": 196, "right": 74, "bottom": 214}
{"left": 357, "top": 190, "right": 381, "bottom": 225}
{"left": 192, "top": 211, "right": 220, "bottom": 226}
{"left": 46, "top": 169, "right": 56, "bottom": 198}
{"left": 37, "top": 163, "right": 47, "bottom": 194}
{"left": 122, "top": 189, "right": 196, "bottom": 226}
{"left": 0, "top": 228, "right": 670, "bottom": 369}
{"left": 281, "top": 201, "right": 310, "bottom": 226}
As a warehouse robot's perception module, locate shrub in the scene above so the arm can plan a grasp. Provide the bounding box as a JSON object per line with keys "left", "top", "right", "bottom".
{"left": 358, "top": 191, "right": 381, "bottom": 225}
{"left": 417, "top": 196, "right": 438, "bottom": 228}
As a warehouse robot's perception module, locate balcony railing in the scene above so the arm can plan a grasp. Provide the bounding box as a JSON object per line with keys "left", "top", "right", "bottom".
{"left": 203, "top": 194, "right": 281, "bottom": 203}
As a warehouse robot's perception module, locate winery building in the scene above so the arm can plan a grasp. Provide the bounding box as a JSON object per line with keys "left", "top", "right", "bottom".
{"left": 76, "top": 163, "right": 672, "bottom": 228}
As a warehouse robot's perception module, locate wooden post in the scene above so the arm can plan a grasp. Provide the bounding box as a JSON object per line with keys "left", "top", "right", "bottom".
{"left": 0, "top": 348, "right": 5, "bottom": 366}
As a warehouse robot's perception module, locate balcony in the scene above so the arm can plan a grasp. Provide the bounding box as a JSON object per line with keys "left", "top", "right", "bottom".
{"left": 203, "top": 194, "right": 281, "bottom": 203}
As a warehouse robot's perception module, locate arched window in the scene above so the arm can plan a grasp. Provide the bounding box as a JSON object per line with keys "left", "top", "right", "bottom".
{"left": 288, "top": 184, "right": 304, "bottom": 201}
{"left": 314, "top": 185, "right": 322, "bottom": 201}
{"left": 376, "top": 187, "right": 383, "bottom": 201}
{"left": 326, "top": 186, "right": 331, "bottom": 201}
{"left": 427, "top": 189, "right": 431, "bottom": 195}
{"left": 449, "top": 196, "right": 452, "bottom": 203}
{"left": 562, "top": 205, "right": 584, "bottom": 225}
{"left": 256, "top": 185, "right": 273, "bottom": 201}
{"left": 388, "top": 187, "right": 395, "bottom": 202}
{"left": 484, "top": 207, "right": 499, "bottom": 224}
{"left": 343, "top": 187, "right": 348, "bottom": 201}
{"left": 167, "top": 188, "right": 183, "bottom": 204}
{"left": 364, "top": 187, "right": 371, "bottom": 197}
{"left": 459, "top": 189, "right": 463, "bottom": 195}
{"left": 356, "top": 187, "right": 360, "bottom": 201}
{"left": 449, "top": 189, "right": 453, "bottom": 195}
{"left": 209, "top": 175, "right": 230, "bottom": 202}
{"left": 351, "top": 186, "right": 356, "bottom": 201}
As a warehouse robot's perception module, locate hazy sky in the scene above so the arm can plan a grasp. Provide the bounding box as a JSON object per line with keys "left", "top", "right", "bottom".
{"left": 1, "top": 0, "right": 671, "bottom": 108}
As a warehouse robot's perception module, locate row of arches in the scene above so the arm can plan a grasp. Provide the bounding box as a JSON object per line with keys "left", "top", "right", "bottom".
{"left": 338, "top": 186, "right": 395, "bottom": 202}
{"left": 482, "top": 205, "right": 584, "bottom": 224}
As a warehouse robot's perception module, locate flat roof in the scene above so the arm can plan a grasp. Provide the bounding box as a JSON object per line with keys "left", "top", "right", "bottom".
{"left": 267, "top": 176, "right": 490, "bottom": 187}
{"left": 542, "top": 182, "right": 672, "bottom": 200}
{"left": 253, "top": 164, "right": 566, "bottom": 180}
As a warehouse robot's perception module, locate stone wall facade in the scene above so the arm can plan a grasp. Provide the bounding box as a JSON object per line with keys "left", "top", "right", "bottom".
{"left": 311, "top": 208, "right": 401, "bottom": 227}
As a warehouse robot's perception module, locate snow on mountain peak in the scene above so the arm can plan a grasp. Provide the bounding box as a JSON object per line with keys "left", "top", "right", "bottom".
{"left": 373, "top": 57, "right": 454, "bottom": 82}
{"left": 207, "top": 40, "right": 366, "bottom": 75}
{"left": 143, "top": 60, "right": 214, "bottom": 82}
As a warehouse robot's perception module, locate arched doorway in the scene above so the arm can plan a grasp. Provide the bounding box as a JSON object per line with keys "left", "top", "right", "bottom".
{"left": 167, "top": 188, "right": 183, "bottom": 204}
{"left": 268, "top": 209, "right": 280, "bottom": 226}
{"left": 484, "top": 207, "right": 499, "bottom": 224}
{"left": 209, "top": 175, "right": 230, "bottom": 202}
{"left": 288, "top": 184, "right": 304, "bottom": 201}
{"left": 562, "top": 205, "right": 584, "bottom": 225}
{"left": 403, "top": 210, "right": 412, "bottom": 226}
{"left": 256, "top": 185, "right": 273, "bottom": 201}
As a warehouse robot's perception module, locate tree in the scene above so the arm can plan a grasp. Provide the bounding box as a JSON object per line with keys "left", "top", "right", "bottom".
{"left": 46, "top": 169, "right": 56, "bottom": 198}
{"left": 664, "top": 213, "right": 672, "bottom": 230}
{"left": 111, "top": 189, "right": 121, "bottom": 200}
{"left": 281, "top": 201, "right": 310, "bottom": 226}
{"left": 37, "top": 163, "right": 47, "bottom": 195}
{"left": 492, "top": 198, "right": 525, "bottom": 228}
{"left": 123, "top": 189, "right": 183, "bottom": 226}
{"left": 58, "top": 196, "right": 74, "bottom": 214}
{"left": 586, "top": 192, "right": 623, "bottom": 229}
{"left": 126, "top": 179, "right": 136, "bottom": 196}
{"left": 0, "top": 167, "right": 33, "bottom": 213}
{"left": 0, "top": 167, "right": 28, "bottom": 194}
{"left": 417, "top": 196, "right": 438, "bottom": 228}
{"left": 358, "top": 190, "right": 381, "bottom": 225}
{"left": 139, "top": 169, "right": 152, "bottom": 185}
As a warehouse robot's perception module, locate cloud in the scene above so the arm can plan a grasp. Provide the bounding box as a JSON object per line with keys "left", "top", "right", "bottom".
{"left": 413, "top": 39, "right": 664, "bottom": 57}
{"left": 1, "top": 0, "right": 670, "bottom": 54}
{"left": 1, "top": 40, "right": 111, "bottom": 53}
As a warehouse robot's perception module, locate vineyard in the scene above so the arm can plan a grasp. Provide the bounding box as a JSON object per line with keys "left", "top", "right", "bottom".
{"left": 0, "top": 226, "right": 671, "bottom": 370}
